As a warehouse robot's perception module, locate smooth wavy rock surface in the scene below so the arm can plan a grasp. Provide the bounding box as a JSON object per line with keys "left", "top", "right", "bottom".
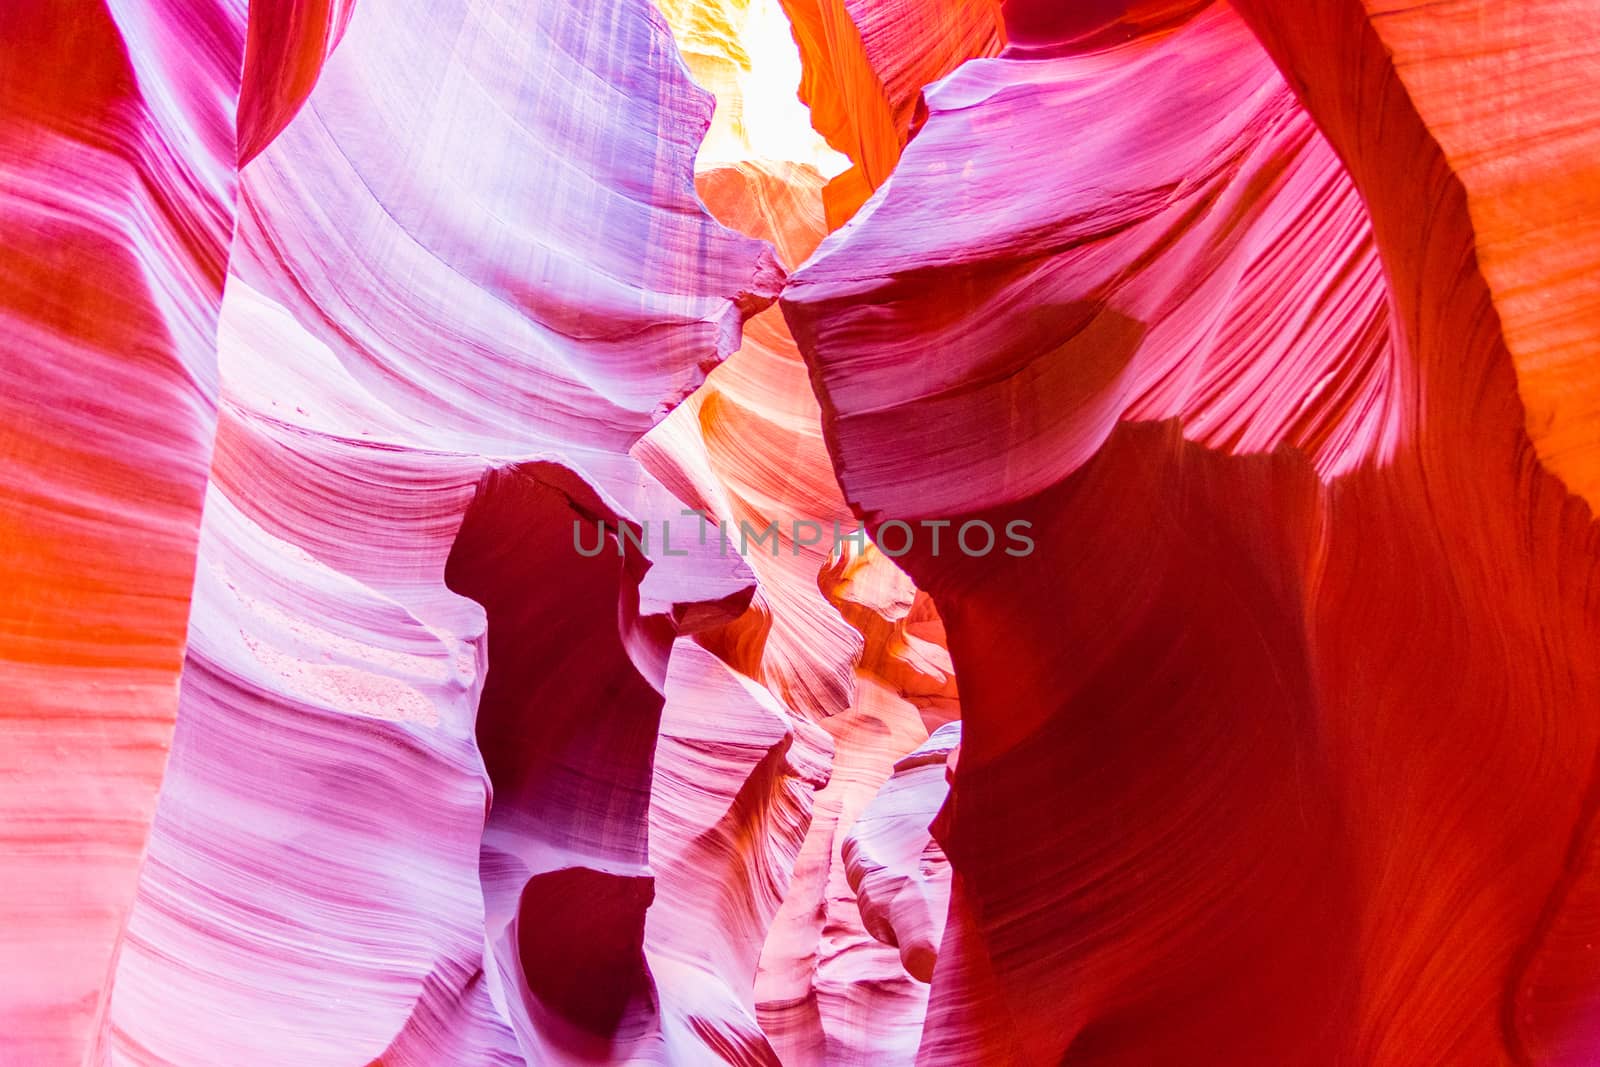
{"left": 12, "top": 0, "right": 1600, "bottom": 1063}
{"left": 0, "top": 3, "right": 245, "bottom": 1059}
{"left": 786, "top": 1, "right": 1600, "bottom": 1062}
{"left": 238, "top": 0, "right": 355, "bottom": 164}
{"left": 1344, "top": 0, "right": 1600, "bottom": 513}
{"left": 787, "top": 4, "right": 1398, "bottom": 520}
{"left": 98, "top": 0, "right": 783, "bottom": 1062}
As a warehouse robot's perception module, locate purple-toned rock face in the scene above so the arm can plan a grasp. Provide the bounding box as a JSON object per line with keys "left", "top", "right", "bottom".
{"left": 7, "top": 0, "right": 1600, "bottom": 1064}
